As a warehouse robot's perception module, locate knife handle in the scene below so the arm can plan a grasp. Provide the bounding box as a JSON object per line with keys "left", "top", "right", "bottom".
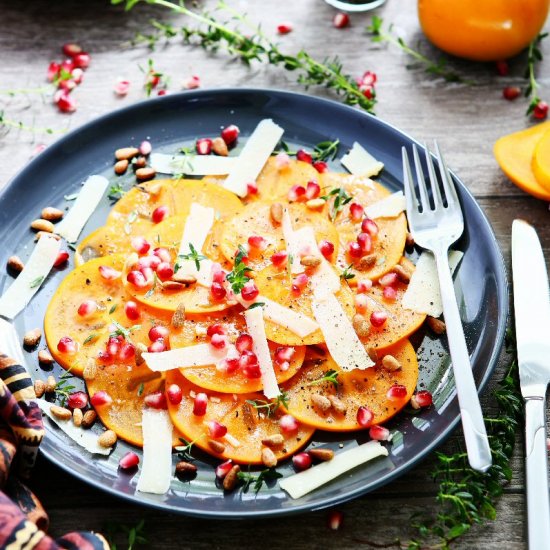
{"left": 525, "top": 397, "right": 550, "bottom": 550}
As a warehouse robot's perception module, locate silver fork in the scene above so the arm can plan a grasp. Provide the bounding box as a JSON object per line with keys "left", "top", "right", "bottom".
{"left": 402, "top": 142, "right": 492, "bottom": 473}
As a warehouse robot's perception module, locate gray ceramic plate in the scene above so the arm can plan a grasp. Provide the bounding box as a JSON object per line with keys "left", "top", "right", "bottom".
{"left": 0, "top": 89, "right": 507, "bottom": 518}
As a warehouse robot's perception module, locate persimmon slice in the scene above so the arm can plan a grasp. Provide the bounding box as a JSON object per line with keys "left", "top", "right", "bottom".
{"left": 166, "top": 369, "right": 314, "bottom": 464}
{"left": 282, "top": 340, "right": 418, "bottom": 431}
{"left": 75, "top": 225, "right": 134, "bottom": 266}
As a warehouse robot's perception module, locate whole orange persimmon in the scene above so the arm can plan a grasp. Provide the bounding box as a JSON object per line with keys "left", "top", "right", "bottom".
{"left": 418, "top": 0, "right": 550, "bottom": 61}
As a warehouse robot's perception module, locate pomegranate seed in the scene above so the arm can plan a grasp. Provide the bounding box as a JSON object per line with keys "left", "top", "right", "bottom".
{"left": 534, "top": 100, "right": 549, "bottom": 120}
{"left": 124, "top": 301, "right": 140, "bottom": 321}
{"left": 413, "top": 390, "right": 433, "bottom": 408}
{"left": 348, "top": 241, "right": 363, "bottom": 258}
{"left": 144, "top": 391, "right": 168, "bottom": 409}
{"left": 349, "top": 202, "right": 364, "bottom": 222}
{"left": 207, "top": 323, "right": 226, "bottom": 337}
{"left": 503, "top": 86, "right": 521, "bottom": 101}
{"left": 91, "top": 391, "right": 112, "bottom": 407}
{"left": 379, "top": 273, "right": 398, "bottom": 286}
{"left": 357, "top": 406, "right": 374, "bottom": 427}
{"left": 219, "top": 356, "right": 240, "bottom": 374}
{"left": 369, "top": 425, "right": 391, "bottom": 441}
{"left": 293, "top": 452, "right": 312, "bottom": 471}
{"left": 319, "top": 240, "right": 335, "bottom": 259}
{"left": 246, "top": 181, "right": 258, "bottom": 195}
{"left": 216, "top": 459, "right": 233, "bottom": 479}
{"left": 106, "top": 336, "right": 121, "bottom": 357}
{"left": 243, "top": 362, "right": 261, "bottom": 379}
{"left": 139, "top": 140, "right": 152, "bottom": 156}
{"left": 357, "top": 232, "right": 372, "bottom": 253}
{"left": 221, "top": 124, "right": 240, "bottom": 146}
{"left": 58, "top": 79, "right": 76, "bottom": 92}
{"left": 60, "top": 59, "right": 75, "bottom": 74}
{"left": 97, "top": 350, "right": 114, "bottom": 364}
{"left": 359, "top": 71, "right": 377, "bottom": 87}
{"left": 361, "top": 85, "right": 375, "bottom": 100}
{"left": 361, "top": 218, "right": 379, "bottom": 236}
{"left": 138, "top": 255, "right": 161, "bottom": 271}
{"left": 210, "top": 282, "right": 227, "bottom": 301}
{"left": 275, "top": 346, "right": 295, "bottom": 364}
{"left": 288, "top": 184, "right": 306, "bottom": 202}
{"left": 99, "top": 265, "right": 121, "bottom": 281}
{"left": 158, "top": 90, "right": 168, "bottom": 97}
{"left": 296, "top": 149, "right": 312, "bottom": 164}
{"left": 152, "top": 205, "right": 169, "bottom": 224}
{"left": 71, "top": 68, "right": 84, "bottom": 84}
{"left": 292, "top": 273, "right": 309, "bottom": 295}
{"left": 328, "top": 510, "right": 344, "bottom": 531}
{"left": 47, "top": 61, "right": 60, "bottom": 81}
{"left": 127, "top": 270, "right": 147, "bottom": 288}
{"left": 275, "top": 152, "right": 290, "bottom": 170}
{"left": 279, "top": 414, "right": 299, "bottom": 433}
{"left": 277, "top": 23, "right": 293, "bottom": 35}
{"left": 236, "top": 333, "right": 254, "bottom": 353}
{"left": 57, "top": 336, "right": 77, "bottom": 354}
{"left": 387, "top": 384, "right": 407, "bottom": 401}
{"left": 77, "top": 299, "right": 98, "bottom": 317}
{"left": 248, "top": 235, "right": 267, "bottom": 251}
{"left": 196, "top": 138, "right": 212, "bottom": 155}
{"left": 370, "top": 311, "right": 387, "bottom": 327}
{"left": 156, "top": 261, "right": 174, "bottom": 281}
{"left": 241, "top": 280, "right": 259, "bottom": 301}
{"left": 357, "top": 278, "right": 373, "bottom": 293}
{"left": 211, "top": 263, "right": 226, "bottom": 284}
{"left": 207, "top": 420, "right": 227, "bottom": 439}
{"left": 54, "top": 89, "right": 76, "bottom": 113}
{"left": 182, "top": 75, "right": 201, "bottom": 89}
{"left": 313, "top": 161, "right": 328, "bottom": 173}
{"left": 149, "top": 325, "right": 169, "bottom": 342}
{"left": 495, "top": 60, "right": 509, "bottom": 76}
{"left": 193, "top": 393, "right": 208, "bottom": 416}
{"left": 119, "top": 451, "right": 139, "bottom": 470}
{"left": 305, "top": 180, "right": 321, "bottom": 199}
{"left": 72, "top": 52, "right": 90, "bottom": 69}
{"left": 333, "top": 12, "right": 350, "bottom": 28}
{"left": 140, "top": 266, "right": 155, "bottom": 285}
{"left": 52, "top": 250, "right": 68, "bottom": 268}
{"left": 148, "top": 339, "right": 167, "bottom": 353}
{"left": 354, "top": 293, "right": 368, "bottom": 314}
{"left": 210, "top": 333, "right": 227, "bottom": 350}
{"left": 131, "top": 236, "right": 150, "bottom": 255}
{"left": 118, "top": 342, "right": 135, "bottom": 361}
{"left": 153, "top": 247, "right": 171, "bottom": 263}
{"left": 67, "top": 391, "right": 88, "bottom": 409}
{"left": 114, "top": 79, "right": 130, "bottom": 96}
{"left": 166, "top": 383, "right": 183, "bottom": 405}
{"left": 383, "top": 286, "right": 397, "bottom": 301}
{"left": 271, "top": 250, "right": 288, "bottom": 268}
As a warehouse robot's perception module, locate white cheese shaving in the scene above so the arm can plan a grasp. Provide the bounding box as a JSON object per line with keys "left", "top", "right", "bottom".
{"left": 401, "top": 250, "right": 464, "bottom": 317}
{"left": 341, "top": 142, "right": 385, "bottom": 177}
{"left": 0, "top": 235, "right": 60, "bottom": 319}
{"left": 54, "top": 175, "right": 109, "bottom": 242}
{"left": 150, "top": 153, "right": 237, "bottom": 176}
{"left": 143, "top": 343, "right": 227, "bottom": 372}
{"left": 261, "top": 297, "right": 319, "bottom": 338}
{"left": 244, "top": 306, "right": 280, "bottom": 399}
{"left": 222, "top": 119, "right": 284, "bottom": 197}
{"left": 364, "top": 191, "right": 406, "bottom": 219}
{"left": 280, "top": 441, "right": 388, "bottom": 499}
{"left": 37, "top": 400, "right": 111, "bottom": 455}
{"left": 136, "top": 409, "right": 173, "bottom": 495}
{"left": 311, "top": 291, "right": 374, "bottom": 371}
{"left": 281, "top": 209, "right": 303, "bottom": 274}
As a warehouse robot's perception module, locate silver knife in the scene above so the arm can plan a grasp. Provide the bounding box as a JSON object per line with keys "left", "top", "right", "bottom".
{"left": 512, "top": 219, "right": 550, "bottom": 550}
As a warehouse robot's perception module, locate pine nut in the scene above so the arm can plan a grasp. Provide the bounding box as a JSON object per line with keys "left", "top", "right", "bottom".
{"left": 270, "top": 202, "right": 283, "bottom": 224}
{"left": 135, "top": 167, "right": 156, "bottom": 181}
{"left": 211, "top": 137, "right": 228, "bottom": 156}
{"left": 51, "top": 405, "right": 72, "bottom": 421}
{"left": 98, "top": 430, "right": 117, "bottom": 448}
{"left": 311, "top": 393, "right": 331, "bottom": 412}
{"left": 382, "top": 354, "right": 401, "bottom": 371}
{"left": 426, "top": 316, "right": 446, "bottom": 334}
{"left": 115, "top": 147, "right": 139, "bottom": 161}
{"left": 352, "top": 314, "right": 370, "bottom": 338}
{"left": 33, "top": 380, "right": 46, "bottom": 398}
{"left": 41, "top": 207, "right": 64, "bottom": 222}
{"left": 30, "top": 219, "right": 54, "bottom": 233}
{"left": 308, "top": 448, "right": 334, "bottom": 461}
{"left": 261, "top": 447, "right": 278, "bottom": 468}
{"left": 7, "top": 255, "right": 24, "bottom": 274}
{"left": 23, "top": 328, "right": 42, "bottom": 348}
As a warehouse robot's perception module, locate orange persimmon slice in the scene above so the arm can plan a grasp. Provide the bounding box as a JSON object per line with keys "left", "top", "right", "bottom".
{"left": 75, "top": 225, "right": 135, "bottom": 266}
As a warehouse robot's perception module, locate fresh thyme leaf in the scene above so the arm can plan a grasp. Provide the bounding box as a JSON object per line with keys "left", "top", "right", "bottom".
{"left": 137, "top": 383, "right": 144, "bottom": 397}
{"left": 340, "top": 263, "right": 356, "bottom": 281}
{"left": 108, "top": 182, "right": 126, "bottom": 201}
{"left": 237, "top": 468, "right": 283, "bottom": 493}
{"left": 83, "top": 334, "right": 98, "bottom": 345}
{"left": 109, "top": 303, "right": 118, "bottom": 314}
{"left": 175, "top": 435, "right": 205, "bottom": 462}
{"left": 63, "top": 192, "right": 79, "bottom": 201}
{"left": 125, "top": 209, "right": 138, "bottom": 235}
{"left": 110, "top": 320, "right": 141, "bottom": 341}
{"left": 524, "top": 32, "right": 548, "bottom": 116}
{"left": 321, "top": 187, "right": 352, "bottom": 221}
{"left": 226, "top": 245, "right": 252, "bottom": 294}
{"left": 306, "top": 369, "right": 339, "bottom": 389}
{"left": 313, "top": 139, "right": 340, "bottom": 162}
{"left": 246, "top": 391, "right": 288, "bottom": 417}
{"left": 29, "top": 276, "right": 44, "bottom": 289}
{"left": 247, "top": 302, "right": 265, "bottom": 310}
{"left": 54, "top": 371, "right": 77, "bottom": 407}
{"left": 176, "top": 243, "right": 207, "bottom": 272}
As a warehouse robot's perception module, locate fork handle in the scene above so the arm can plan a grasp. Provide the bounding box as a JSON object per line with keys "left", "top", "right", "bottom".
{"left": 434, "top": 248, "right": 492, "bottom": 472}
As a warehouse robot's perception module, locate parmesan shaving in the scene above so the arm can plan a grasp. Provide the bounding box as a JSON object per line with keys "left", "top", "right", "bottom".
{"left": 280, "top": 441, "right": 388, "bottom": 499}
{"left": 281, "top": 209, "right": 303, "bottom": 274}
{"left": 54, "top": 175, "right": 109, "bottom": 242}
{"left": 143, "top": 343, "right": 227, "bottom": 372}
{"left": 149, "top": 153, "right": 237, "bottom": 175}
{"left": 402, "top": 250, "right": 464, "bottom": 317}
{"left": 136, "top": 409, "right": 173, "bottom": 495}
{"left": 365, "top": 191, "right": 406, "bottom": 219}
{"left": 311, "top": 291, "right": 374, "bottom": 371}
{"left": 38, "top": 400, "right": 111, "bottom": 456}
{"left": 341, "top": 142, "right": 384, "bottom": 177}
{"left": 0, "top": 235, "right": 60, "bottom": 319}
{"left": 222, "top": 119, "right": 284, "bottom": 197}
{"left": 261, "top": 297, "right": 319, "bottom": 338}
{"left": 244, "top": 306, "right": 280, "bottom": 399}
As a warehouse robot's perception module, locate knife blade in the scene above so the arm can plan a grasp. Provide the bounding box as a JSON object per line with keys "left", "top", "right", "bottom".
{"left": 511, "top": 219, "right": 550, "bottom": 550}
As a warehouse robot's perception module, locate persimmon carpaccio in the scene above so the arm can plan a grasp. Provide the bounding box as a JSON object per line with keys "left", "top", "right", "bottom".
{"left": 418, "top": 0, "right": 550, "bottom": 61}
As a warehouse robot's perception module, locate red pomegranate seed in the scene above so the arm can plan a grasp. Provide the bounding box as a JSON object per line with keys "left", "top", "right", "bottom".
{"left": 97, "top": 350, "right": 113, "bottom": 364}
{"left": 387, "top": 384, "right": 407, "bottom": 401}
{"left": 534, "top": 100, "right": 549, "bottom": 120}
{"left": 292, "top": 452, "right": 312, "bottom": 471}
{"left": 210, "top": 333, "right": 227, "bottom": 350}
{"left": 60, "top": 59, "right": 75, "bottom": 74}
{"left": 354, "top": 293, "right": 368, "bottom": 314}
{"left": 139, "top": 140, "right": 152, "bottom": 156}
{"left": 279, "top": 414, "right": 299, "bottom": 433}
{"left": 221, "top": 124, "right": 240, "bottom": 146}
{"left": 357, "top": 406, "right": 374, "bottom": 427}
{"left": 152, "top": 205, "right": 169, "bottom": 224}
{"left": 67, "top": 391, "right": 88, "bottom": 409}
{"left": 216, "top": 459, "right": 233, "bottom": 479}
{"left": 57, "top": 336, "right": 77, "bottom": 354}
{"left": 149, "top": 325, "right": 169, "bottom": 342}
{"left": 277, "top": 23, "right": 293, "bottom": 35}
{"left": 99, "top": 265, "right": 121, "bottom": 281}
{"left": 210, "top": 282, "right": 227, "bottom": 301}
{"left": 288, "top": 184, "right": 306, "bottom": 202}
{"left": 503, "top": 86, "right": 521, "bottom": 101}
{"left": 383, "top": 286, "right": 397, "bottom": 301}
{"left": 218, "top": 356, "right": 240, "bottom": 374}
{"left": 138, "top": 255, "right": 161, "bottom": 271}
{"left": 236, "top": 333, "right": 254, "bottom": 353}
{"left": 246, "top": 181, "right": 259, "bottom": 195}
{"left": 166, "top": 383, "right": 183, "bottom": 405}
{"left": 275, "top": 152, "right": 290, "bottom": 170}
{"left": 153, "top": 247, "right": 171, "bottom": 263}
{"left": 370, "top": 311, "right": 387, "bottom": 327}
{"left": 379, "top": 272, "right": 398, "bottom": 286}
{"left": 196, "top": 138, "right": 213, "bottom": 155}
{"left": 357, "top": 278, "right": 373, "bottom": 293}
{"left": 71, "top": 68, "right": 84, "bottom": 84}
{"left": 241, "top": 280, "right": 259, "bottom": 301}
{"left": 58, "top": 79, "right": 76, "bottom": 92}
{"left": 328, "top": 510, "right": 344, "bottom": 531}
{"left": 207, "top": 323, "right": 226, "bottom": 337}
{"left": 413, "top": 390, "right": 433, "bottom": 408}
{"left": 248, "top": 235, "right": 267, "bottom": 251}
{"left": 62, "top": 42, "right": 82, "bottom": 57}
{"left": 72, "top": 52, "right": 90, "bottom": 68}
{"left": 319, "top": 240, "right": 335, "bottom": 259}
{"left": 114, "top": 79, "right": 130, "bottom": 96}
{"left": 333, "top": 12, "right": 350, "bottom": 28}
{"left": 495, "top": 60, "right": 509, "bottom": 76}
{"left": 349, "top": 202, "right": 364, "bottom": 222}
{"left": 359, "top": 71, "right": 377, "bottom": 87}
{"left": 292, "top": 273, "right": 309, "bottom": 295}
{"left": 361, "top": 85, "right": 375, "bottom": 100}
{"left": 140, "top": 266, "right": 155, "bottom": 285}
{"left": 124, "top": 301, "right": 140, "bottom": 320}
{"left": 54, "top": 90, "right": 77, "bottom": 113}
{"left": 243, "top": 362, "right": 261, "bottom": 379}
{"left": 361, "top": 217, "right": 379, "bottom": 236}
{"left": 348, "top": 241, "right": 363, "bottom": 258}
{"left": 77, "top": 299, "right": 97, "bottom": 317}
{"left": 369, "top": 425, "right": 390, "bottom": 441}
{"left": 306, "top": 180, "right": 321, "bottom": 199}
{"left": 193, "top": 393, "right": 208, "bottom": 416}
{"left": 119, "top": 451, "right": 139, "bottom": 470}
{"left": 91, "top": 390, "right": 112, "bottom": 407}
{"left": 47, "top": 61, "right": 60, "bottom": 81}
{"left": 313, "top": 161, "right": 328, "bottom": 173}
{"left": 271, "top": 250, "right": 288, "bottom": 268}
{"left": 275, "top": 346, "right": 295, "bottom": 364}
{"left": 127, "top": 270, "right": 147, "bottom": 288}
{"left": 118, "top": 342, "right": 135, "bottom": 361}
{"left": 156, "top": 261, "right": 174, "bottom": 281}
{"left": 296, "top": 149, "right": 312, "bottom": 164}
{"left": 144, "top": 391, "right": 168, "bottom": 409}
{"left": 182, "top": 75, "right": 201, "bottom": 90}
{"left": 148, "top": 339, "right": 167, "bottom": 353}
{"left": 131, "top": 236, "right": 151, "bottom": 255}
{"left": 357, "top": 232, "right": 372, "bottom": 253}
{"left": 207, "top": 420, "right": 227, "bottom": 439}
{"left": 106, "top": 336, "right": 121, "bottom": 357}
{"left": 211, "top": 264, "right": 226, "bottom": 284}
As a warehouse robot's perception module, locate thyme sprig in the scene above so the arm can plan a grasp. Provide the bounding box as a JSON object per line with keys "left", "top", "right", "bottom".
{"left": 103, "top": 519, "right": 147, "bottom": 550}
{"left": 226, "top": 245, "right": 252, "bottom": 294}
{"left": 246, "top": 391, "right": 288, "bottom": 418}
{"left": 321, "top": 187, "right": 353, "bottom": 221}
{"left": 109, "top": 182, "right": 126, "bottom": 201}
{"left": 306, "top": 369, "right": 339, "bottom": 389}
{"left": 54, "top": 372, "right": 76, "bottom": 407}
{"left": 175, "top": 435, "right": 205, "bottom": 462}
{"left": 524, "top": 32, "right": 548, "bottom": 116}
{"left": 340, "top": 263, "right": 356, "bottom": 281}
{"left": 277, "top": 139, "right": 340, "bottom": 162}
{"left": 109, "top": 320, "right": 141, "bottom": 342}
{"left": 237, "top": 467, "right": 283, "bottom": 493}
{"left": 176, "top": 243, "right": 207, "bottom": 272}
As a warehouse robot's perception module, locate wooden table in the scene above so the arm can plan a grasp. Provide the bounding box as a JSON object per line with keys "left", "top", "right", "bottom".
{"left": 0, "top": 1, "right": 547, "bottom": 548}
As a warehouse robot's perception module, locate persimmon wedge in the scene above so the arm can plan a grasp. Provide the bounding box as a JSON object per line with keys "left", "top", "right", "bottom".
{"left": 75, "top": 225, "right": 134, "bottom": 266}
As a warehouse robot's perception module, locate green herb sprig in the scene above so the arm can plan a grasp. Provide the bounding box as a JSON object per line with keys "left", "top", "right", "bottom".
{"left": 277, "top": 139, "right": 340, "bottom": 162}
{"left": 246, "top": 391, "right": 288, "bottom": 418}
{"left": 54, "top": 372, "right": 76, "bottom": 407}
{"left": 176, "top": 243, "right": 207, "bottom": 272}
{"left": 175, "top": 436, "right": 205, "bottom": 462}
{"left": 525, "top": 32, "right": 548, "bottom": 117}
{"left": 340, "top": 264, "right": 356, "bottom": 281}
{"left": 109, "top": 182, "right": 126, "bottom": 201}
{"left": 305, "top": 369, "right": 339, "bottom": 389}
{"left": 237, "top": 467, "right": 283, "bottom": 493}
{"left": 103, "top": 519, "right": 147, "bottom": 550}
{"left": 226, "top": 245, "right": 252, "bottom": 294}
{"left": 109, "top": 320, "right": 141, "bottom": 342}
{"left": 321, "top": 187, "right": 353, "bottom": 221}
